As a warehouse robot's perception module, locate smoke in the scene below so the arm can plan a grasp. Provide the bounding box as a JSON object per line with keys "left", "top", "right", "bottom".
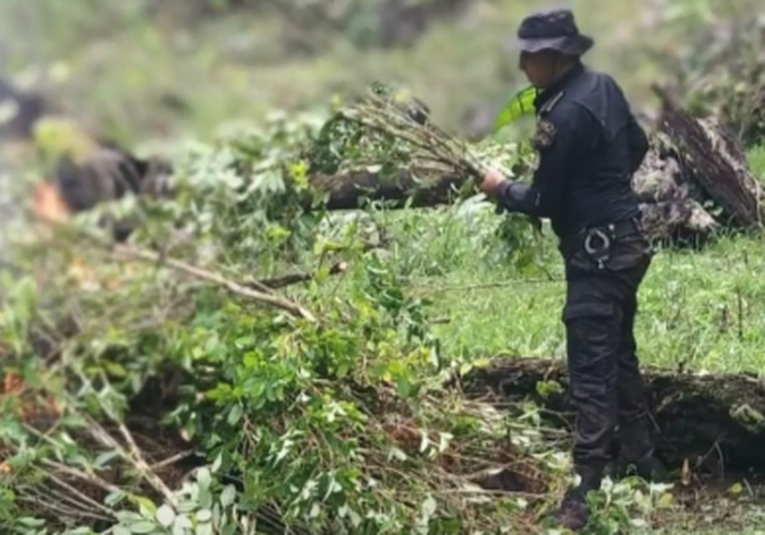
{"left": 0, "top": 148, "right": 20, "bottom": 271}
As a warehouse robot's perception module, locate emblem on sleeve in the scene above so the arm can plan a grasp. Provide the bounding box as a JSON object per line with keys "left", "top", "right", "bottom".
{"left": 533, "top": 119, "right": 557, "bottom": 149}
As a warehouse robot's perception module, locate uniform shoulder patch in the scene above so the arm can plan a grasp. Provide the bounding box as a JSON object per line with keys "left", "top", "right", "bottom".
{"left": 533, "top": 118, "right": 557, "bottom": 149}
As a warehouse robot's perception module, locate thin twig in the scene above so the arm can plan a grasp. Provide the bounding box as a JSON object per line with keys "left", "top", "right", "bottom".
{"left": 149, "top": 449, "right": 197, "bottom": 471}
{"left": 412, "top": 278, "right": 564, "bottom": 294}
{"left": 17, "top": 495, "right": 112, "bottom": 523}
{"left": 112, "top": 244, "right": 318, "bottom": 322}
{"left": 41, "top": 459, "right": 123, "bottom": 495}
{"left": 254, "top": 261, "right": 349, "bottom": 290}
{"left": 26, "top": 209, "right": 319, "bottom": 322}
{"left": 46, "top": 471, "right": 118, "bottom": 517}
{"left": 82, "top": 412, "right": 178, "bottom": 507}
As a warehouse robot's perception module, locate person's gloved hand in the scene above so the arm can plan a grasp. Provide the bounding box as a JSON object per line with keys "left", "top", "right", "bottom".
{"left": 478, "top": 167, "right": 507, "bottom": 197}
{"left": 479, "top": 168, "right": 544, "bottom": 233}
{"left": 479, "top": 167, "right": 515, "bottom": 214}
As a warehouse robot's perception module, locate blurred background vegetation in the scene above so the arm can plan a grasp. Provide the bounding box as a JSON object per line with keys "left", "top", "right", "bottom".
{"left": 0, "top": 0, "right": 761, "bottom": 150}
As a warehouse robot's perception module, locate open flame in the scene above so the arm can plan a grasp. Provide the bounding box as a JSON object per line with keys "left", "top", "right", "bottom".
{"left": 30, "top": 181, "right": 103, "bottom": 286}
{"left": 32, "top": 181, "right": 70, "bottom": 222}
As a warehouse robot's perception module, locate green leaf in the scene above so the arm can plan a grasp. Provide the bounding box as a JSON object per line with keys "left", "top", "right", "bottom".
{"left": 494, "top": 85, "right": 537, "bottom": 132}
{"left": 211, "top": 453, "right": 223, "bottom": 473}
{"left": 62, "top": 528, "right": 94, "bottom": 535}
{"left": 103, "top": 361, "right": 128, "bottom": 378}
{"left": 196, "top": 509, "right": 212, "bottom": 523}
{"left": 173, "top": 514, "right": 193, "bottom": 530}
{"left": 219, "top": 484, "right": 236, "bottom": 508}
{"left": 226, "top": 403, "right": 243, "bottom": 426}
{"left": 134, "top": 495, "right": 157, "bottom": 518}
{"left": 156, "top": 504, "right": 176, "bottom": 527}
{"left": 198, "top": 487, "right": 213, "bottom": 510}
{"left": 196, "top": 467, "right": 212, "bottom": 490}
{"left": 396, "top": 376, "right": 411, "bottom": 398}
{"left": 728, "top": 482, "right": 744, "bottom": 495}
{"left": 422, "top": 494, "right": 437, "bottom": 517}
{"left": 129, "top": 521, "right": 157, "bottom": 533}
{"left": 113, "top": 527, "right": 132, "bottom": 535}
{"left": 212, "top": 503, "right": 221, "bottom": 528}
{"left": 657, "top": 492, "right": 674, "bottom": 508}
{"left": 18, "top": 517, "right": 46, "bottom": 527}
{"left": 177, "top": 500, "right": 197, "bottom": 514}
{"left": 94, "top": 450, "right": 121, "bottom": 469}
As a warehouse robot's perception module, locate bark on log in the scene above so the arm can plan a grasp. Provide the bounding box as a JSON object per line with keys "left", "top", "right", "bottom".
{"left": 651, "top": 84, "right": 765, "bottom": 229}
{"left": 631, "top": 138, "right": 720, "bottom": 245}
{"left": 310, "top": 169, "right": 466, "bottom": 210}
{"left": 457, "top": 356, "right": 765, "bottom": 476}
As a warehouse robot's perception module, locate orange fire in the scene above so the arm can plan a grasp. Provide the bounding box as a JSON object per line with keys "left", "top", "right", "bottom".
{"left": 29, "top": 179, "right": 127, "bottom": 291}
{"left": 32, "top": 181, "right": 70, "bottom": 223}
{"left": 30, "top": 181, "right": 103, "bottom": 285}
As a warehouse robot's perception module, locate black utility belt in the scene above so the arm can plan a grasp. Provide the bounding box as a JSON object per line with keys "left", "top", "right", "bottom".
{"left": 562, "top": 216, "right": 643, "bottom": 268}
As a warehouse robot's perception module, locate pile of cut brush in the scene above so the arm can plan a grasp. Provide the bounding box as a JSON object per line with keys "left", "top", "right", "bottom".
{"left": 0, "top": 112, "right": 567, "bottom": 535}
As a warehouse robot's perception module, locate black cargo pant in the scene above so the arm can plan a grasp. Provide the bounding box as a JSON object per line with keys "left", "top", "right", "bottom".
{"left": 560, "top": 228, "right": 655, "bottom": 479}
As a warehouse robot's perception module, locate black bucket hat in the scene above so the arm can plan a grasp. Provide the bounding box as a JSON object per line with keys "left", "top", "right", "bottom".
{"left": 515, "top": 9, "right": 594, "bottom": 56}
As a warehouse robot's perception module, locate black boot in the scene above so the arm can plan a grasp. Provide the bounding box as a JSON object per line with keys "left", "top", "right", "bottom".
{"left": 605, "top": 451, "right": 668, "bottom": 483}
{"left": 626, "top": 452, "right": 668, "bottom": 482}
{"left": 612, "top": 421, "right": 668, "bottom": 483}
{"left": 554, "top": 467, "right": 602, "bottom": 531}
{"left": 555, "top": 486, "right": 590, "bottom": 531}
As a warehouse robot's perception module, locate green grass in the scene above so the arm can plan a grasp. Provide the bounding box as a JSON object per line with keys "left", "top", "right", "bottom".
{"left": 372, "top": 214, "right": 765, "bottom": 374}
{"left": 426, "top": 233, "right": 765, "bottom": 373}
{"left": 351, "top": 146, "right": 765, "bottom": 374}
{"left": 749, "top": 145, "right": 765, "bottom": 177}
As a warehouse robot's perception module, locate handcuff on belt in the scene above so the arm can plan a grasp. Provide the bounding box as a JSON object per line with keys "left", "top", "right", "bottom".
{"left": 583, "top": 224, "right": 616, "bottom": 270}
{"left": 582, "top": 216, "right": 643, "bottom": 269}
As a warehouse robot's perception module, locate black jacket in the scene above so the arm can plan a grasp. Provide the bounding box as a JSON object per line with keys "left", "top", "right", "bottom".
{"left": 498, "top": 62, "right": 648, "bottom": 239}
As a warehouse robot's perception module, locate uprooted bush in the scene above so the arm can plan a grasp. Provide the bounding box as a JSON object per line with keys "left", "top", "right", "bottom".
{"left": 0, "top": 110, "right": 570, "bottom": 535}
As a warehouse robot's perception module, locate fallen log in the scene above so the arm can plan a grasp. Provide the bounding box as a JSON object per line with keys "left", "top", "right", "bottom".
{"left": 651, "top": 84, "right": 765, "bottom": 229}
{"left": 631, "top": 135, "right": 720, "bottom": 245}
{"left": 457, "top": 356, "right": 765, "bottom": 477}
{"left": 310, "top": 168, "right": 466, "bottom": 210}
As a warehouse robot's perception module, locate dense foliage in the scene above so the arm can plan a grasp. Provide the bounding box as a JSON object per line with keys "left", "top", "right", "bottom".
{"left": 0, "top": 106, "right": 582, "bottom": 535}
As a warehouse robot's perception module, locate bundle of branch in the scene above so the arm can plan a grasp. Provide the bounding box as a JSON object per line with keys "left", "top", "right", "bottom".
{"left": 336, "top": 83, "right": 489, "bottom": 183}
{"left": 334, "top": 84, "right": 547, "bottom": 231}
{"left": 4, "top": 226, "right": 559, "bottom": 533}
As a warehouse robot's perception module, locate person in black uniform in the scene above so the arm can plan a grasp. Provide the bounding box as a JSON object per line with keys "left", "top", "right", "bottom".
{"left": 478, "top": 9, "right": 666, "bottom": 530}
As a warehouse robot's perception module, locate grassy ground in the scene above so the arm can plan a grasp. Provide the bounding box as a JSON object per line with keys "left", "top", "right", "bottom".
{"left": 364, "top": 149, "right": 765, "bottom": 375}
